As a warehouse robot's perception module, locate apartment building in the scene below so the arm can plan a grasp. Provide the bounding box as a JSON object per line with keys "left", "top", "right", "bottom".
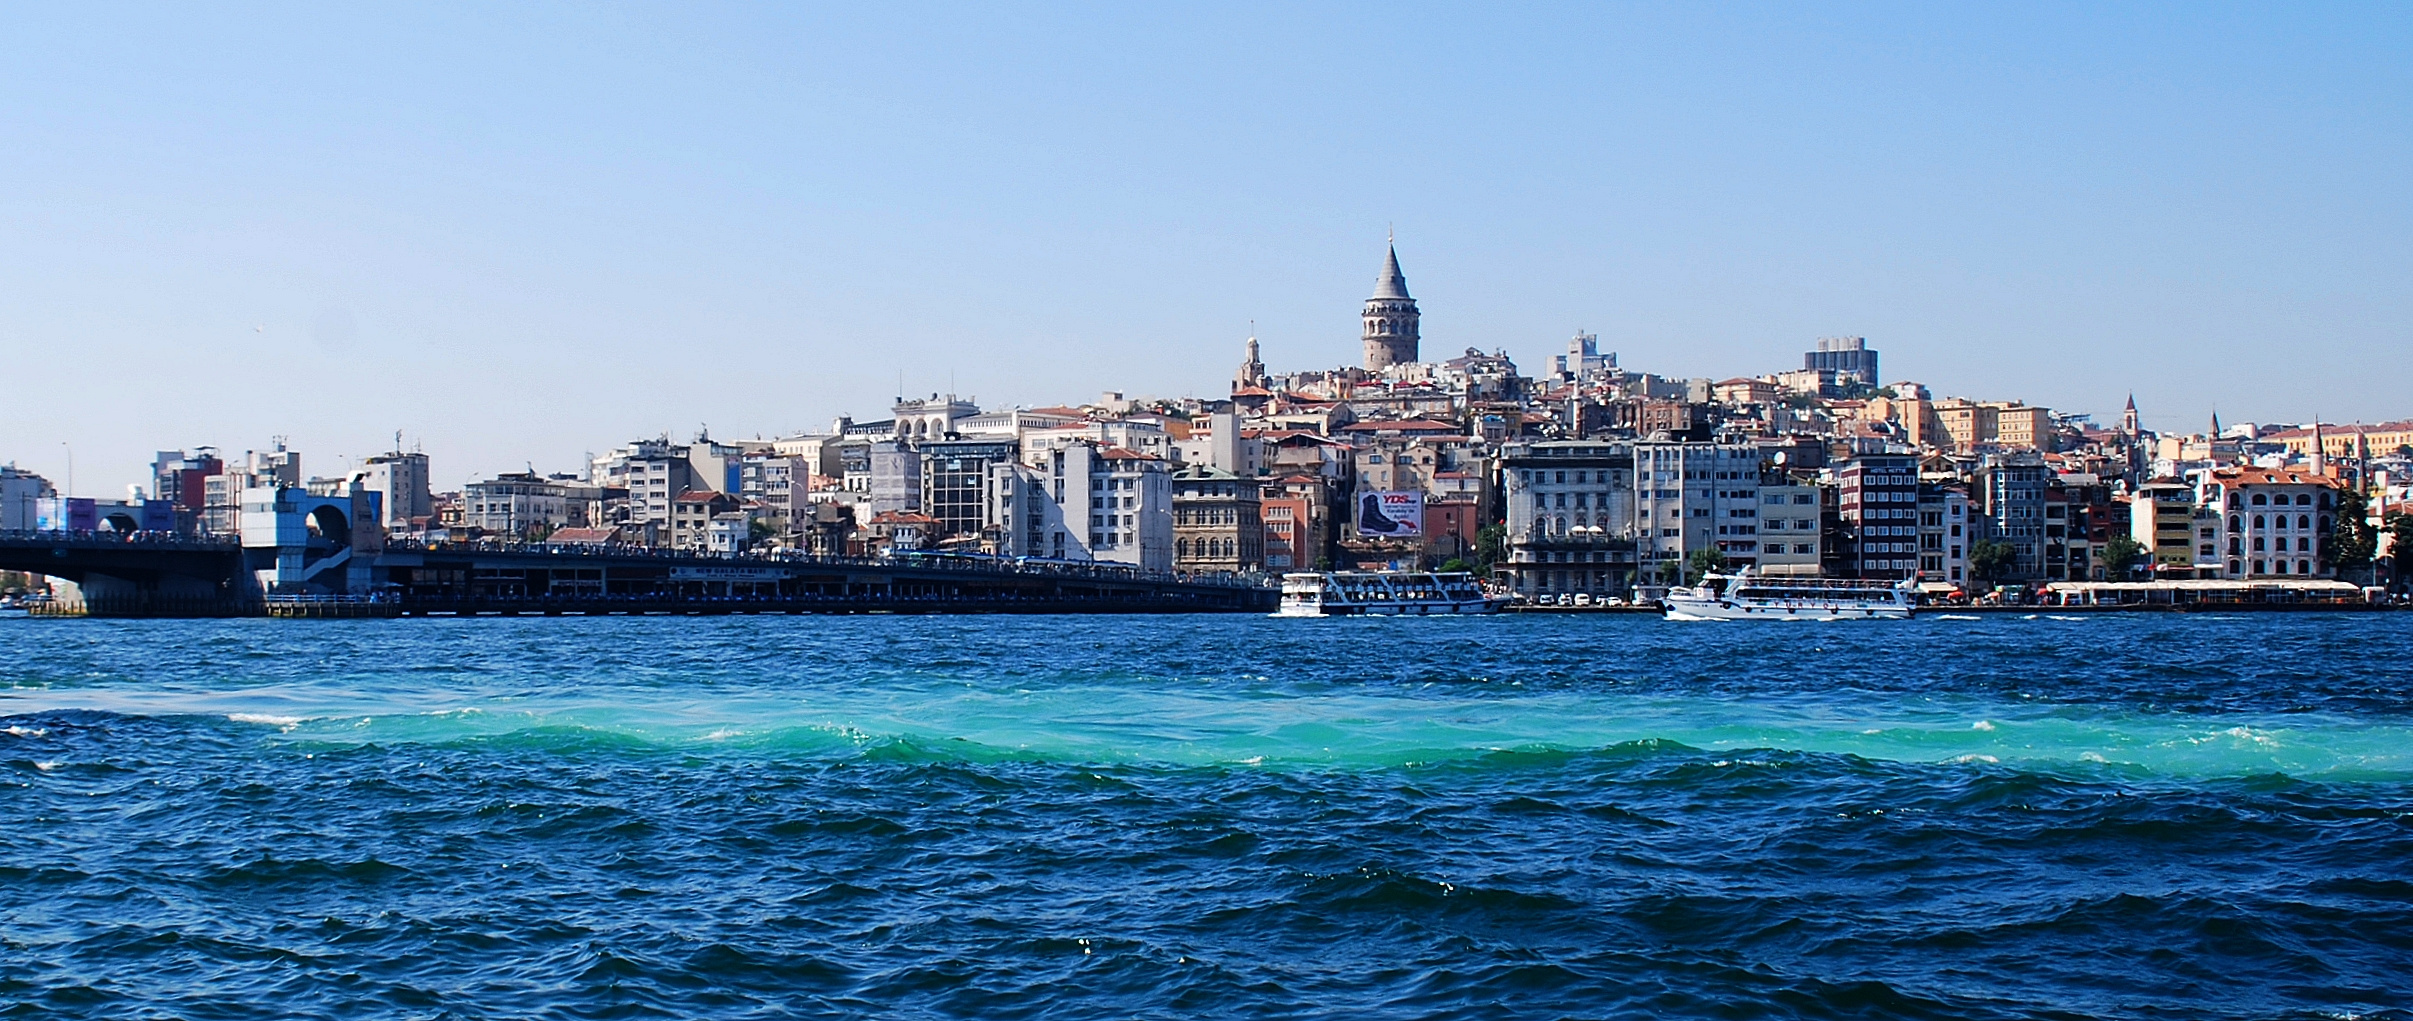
{"left": 2130, "top": 480, "right": 2200, "bottom": 575}
{"left": 1633, "top": 441, "right": 1767, "bottom": 584}
{"left": 919, "top": 438, "right": 1019, "bottom": 541}
{"left": 1838, "top": 453, "right": 1920, "bottom": 580}
{"left": 463, "top": 472, "right": 574, "bottom": 538}
{"left": 2200, "top": 466, "right": 2340, "bottom": 578}
{"left": 1915, "top": 484, "right": 1971, "bottom": 587}
{"left": 1170, "top": 464, "right": 1262, "bottom": 574}
{"left": 987, "top": 442, "right": 1172, "bottom": 572}
{"left": 1755, "top": 476, "right": 1824, "bottom": 576}
{"left": 1496, "top": 441, "right": 1639, "bottom": 599}
{"left": 1978, "top": 457, "right": 2051, "bottom": 583}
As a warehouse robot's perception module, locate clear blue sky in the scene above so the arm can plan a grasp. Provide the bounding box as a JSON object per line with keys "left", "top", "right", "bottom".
{"left": 4, "top": 3, "right": 2407, "bottom": 493}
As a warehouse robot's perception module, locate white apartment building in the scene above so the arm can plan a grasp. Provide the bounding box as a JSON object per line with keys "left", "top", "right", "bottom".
{"left": 1756, "top": 479, "right": 1824, "bottom": 575}
{"left": 1024, "top": 419, "right": 1177, "bottom": 463}
{"left": 2200, "top": 466, "right": 2340, "bottom": 579}
{"left": 463, "top": 472, "right": 573, "bottom": 538}
{"left": 988, "top": 441, "right": 1172, "bottom": 572}
{"left": 770, "top": 434, "right": 845, "bottom": 481}
{"left": 1916, "top": 486, "right": 1971, "bottom": 587}
{"left": 1634, "top": 441, "right": 1771, "bottom": 584}
{"left": 593, "top": 439, "right": 697, "bottom": 542}
{"left": 349, "top": 451, "right": 431, "bottom": 529}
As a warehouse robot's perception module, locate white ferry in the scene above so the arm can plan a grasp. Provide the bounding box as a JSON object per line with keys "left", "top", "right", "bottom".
{"left": 1275, "top": 571, "right": 1509, "bottom": 617}
{"left": 1663, "top": 568, "right": 1915, "bottom": 621}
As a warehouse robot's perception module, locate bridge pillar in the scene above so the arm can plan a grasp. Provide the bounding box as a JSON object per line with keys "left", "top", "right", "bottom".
{"left": 241, "top": 485, "right": 384, "bottom": 595}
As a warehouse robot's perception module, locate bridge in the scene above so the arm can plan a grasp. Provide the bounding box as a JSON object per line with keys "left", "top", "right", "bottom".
{"left": 0, "top": 531, "right": 1275, "bottom": 617}
{"left": 0, "top": 530, "right": 251, "bottom": 616}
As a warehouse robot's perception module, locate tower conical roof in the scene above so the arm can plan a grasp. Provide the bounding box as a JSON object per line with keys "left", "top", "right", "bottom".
{"left": 1370, "top": 245, "right": 1412, "bottom": 300}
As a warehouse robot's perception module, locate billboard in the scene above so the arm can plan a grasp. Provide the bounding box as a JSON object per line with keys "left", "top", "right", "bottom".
{"left": 1356, "top": 490, "right": 1423, "bottom": 538}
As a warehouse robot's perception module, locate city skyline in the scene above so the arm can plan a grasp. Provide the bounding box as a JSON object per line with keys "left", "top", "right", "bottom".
{"left": 5, "top": 4, "right": 2409, "bottom": 490}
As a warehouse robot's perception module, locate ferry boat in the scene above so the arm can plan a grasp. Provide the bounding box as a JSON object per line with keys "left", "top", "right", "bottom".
{"left": 1662, "top": 568, "right": 1914, "bottom": 621}
{"left": 1275, "top": 571, "right": 1509, "bottom": 617}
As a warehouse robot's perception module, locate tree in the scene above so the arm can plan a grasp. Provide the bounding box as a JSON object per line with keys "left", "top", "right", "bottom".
{"left": 1472, "top": 522, "right": 1507, "bottom": 573}
{"left": 1683, "top": 547, "right": 1728, "bottom": 586}
{"left": 1435, "top": 557, "right": 1471, "bottom": 573}
{"left": 2094, "top": 535, "right": 2147, "bottom": 579}
{"left": 2332, "top": 487, "right": 2377, "bottom": 568}
{"left": 1968, "top": 539, "right": 2017, "bottom": 584}
{"left": 2389, "top": 513, "right": 2413, "bottom": 590}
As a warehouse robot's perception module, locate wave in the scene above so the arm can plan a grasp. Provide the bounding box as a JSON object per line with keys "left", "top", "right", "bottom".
{"left": 12, "top": 686, "right": 2412, "bottom": 780}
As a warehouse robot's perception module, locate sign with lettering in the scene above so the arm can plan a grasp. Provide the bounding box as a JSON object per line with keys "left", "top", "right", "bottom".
{"left": 1356, "top": 491, "right": 1423, "bottom": 537}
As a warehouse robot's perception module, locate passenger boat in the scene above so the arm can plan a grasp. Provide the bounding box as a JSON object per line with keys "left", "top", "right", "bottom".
{"left": 1275, "top": 571, "right": 1509, "bottom": 617}
{"left": 1662, "top": 568, "right": 1914, "bottom": 621}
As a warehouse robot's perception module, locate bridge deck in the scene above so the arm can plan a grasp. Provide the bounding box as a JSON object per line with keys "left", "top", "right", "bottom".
{"left": 0, "top": 532, "right": 1276, "bottom": 617}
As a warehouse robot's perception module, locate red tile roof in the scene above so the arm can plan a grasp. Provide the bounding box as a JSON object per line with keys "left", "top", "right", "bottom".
{"left": 1340, "top": 419, "right": 1459, "bottom": 433}
{"left": 2209, "top": 466, "right": 2339, "bottom": 488}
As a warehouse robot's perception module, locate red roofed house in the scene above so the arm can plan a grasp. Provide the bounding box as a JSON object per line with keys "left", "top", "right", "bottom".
{"left": 668, "top": 490, "right": 741, "bottom": 550}
{"left": 2200, "top": 466, "right": 2342, "bottom": 579}
{"left": 864, "top": 510, "right": 939, "bottom": 553}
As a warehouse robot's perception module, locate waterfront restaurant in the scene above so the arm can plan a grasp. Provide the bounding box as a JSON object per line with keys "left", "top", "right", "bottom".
{"left": 2041, "top": 579, "right": 2369, "bottom": 607}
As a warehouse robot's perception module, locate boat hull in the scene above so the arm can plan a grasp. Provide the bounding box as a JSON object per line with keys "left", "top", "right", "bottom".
{"left": 1662, "top": 597, "right": 1911, "bottom": 621}
{"left": 1275, "top": 599, "right": 1508, "bottom": 618}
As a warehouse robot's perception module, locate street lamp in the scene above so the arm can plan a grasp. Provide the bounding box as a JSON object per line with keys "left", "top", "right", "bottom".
{"left": 60, "top": 442, "right": 72, "bottom": 498}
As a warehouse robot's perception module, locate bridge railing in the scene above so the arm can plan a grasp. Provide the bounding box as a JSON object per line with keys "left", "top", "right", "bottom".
{"left": 0, "top": 529, "right": 241, "bottom": 552}
{"left": 375, "top": 538, "right": 1273, "bottom": 589}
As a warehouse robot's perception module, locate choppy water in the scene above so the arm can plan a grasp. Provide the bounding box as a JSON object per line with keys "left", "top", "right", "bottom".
{"left": 4, "top": 613, "right": 2410, "bottom": 1019}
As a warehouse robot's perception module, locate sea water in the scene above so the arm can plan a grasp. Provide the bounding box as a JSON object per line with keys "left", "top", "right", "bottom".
{"left": 3, "top": 613, "right": 2409, "bottom": 1019}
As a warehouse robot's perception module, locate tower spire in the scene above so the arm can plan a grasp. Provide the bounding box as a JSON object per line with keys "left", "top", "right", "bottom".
{"left": 1371, "top": 244, "right": 1411, "bottom": 300}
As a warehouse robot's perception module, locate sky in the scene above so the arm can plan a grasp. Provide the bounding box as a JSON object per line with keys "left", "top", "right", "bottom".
{"left": 3, "top": 3, "right": 2408, "bottom": 494}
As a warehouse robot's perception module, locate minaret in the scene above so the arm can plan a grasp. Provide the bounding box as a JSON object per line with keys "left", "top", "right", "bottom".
{"left": 2310, "top": 419, "right": 2327, "bottom": 477}
{"left": 1361, "top": 243, "right": 1420, "bottom": 370}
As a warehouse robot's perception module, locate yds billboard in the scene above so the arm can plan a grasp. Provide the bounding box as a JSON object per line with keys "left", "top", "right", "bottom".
{"left": 1356, "top": 491, "right": 1423, "bottom": 537}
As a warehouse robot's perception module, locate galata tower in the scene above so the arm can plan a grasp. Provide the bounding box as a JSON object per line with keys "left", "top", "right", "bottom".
{"left": 1361, "top": 244, "right": 1420, "bottom": 370}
